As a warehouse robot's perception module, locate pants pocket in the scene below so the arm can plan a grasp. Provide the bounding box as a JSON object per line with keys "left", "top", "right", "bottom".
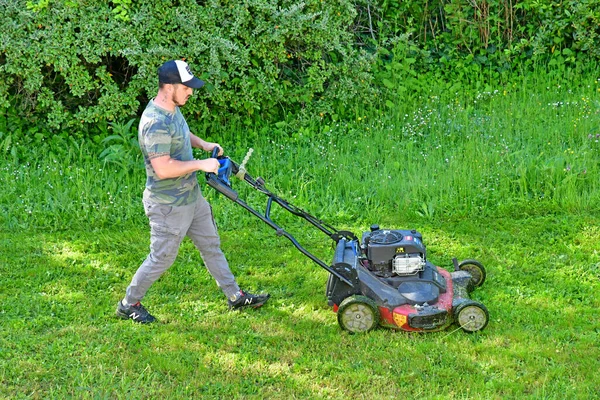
{"left": 149, "top": 220, "right": 181, "bottom": 237}
{"left": 146, "top": 202, "right": 181, "bottom": 236}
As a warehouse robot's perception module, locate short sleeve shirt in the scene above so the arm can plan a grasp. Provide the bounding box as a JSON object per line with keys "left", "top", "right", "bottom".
{"left": 138, "top": 100, "right": 199, "bottom": 206}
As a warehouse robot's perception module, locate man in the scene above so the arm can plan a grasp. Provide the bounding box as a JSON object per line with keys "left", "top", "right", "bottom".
{"left": 116, "top": 59, "right": 269, "bottom": 323}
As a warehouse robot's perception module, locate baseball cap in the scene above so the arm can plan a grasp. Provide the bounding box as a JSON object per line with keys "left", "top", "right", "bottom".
{"left": 158, "top": 60, "right": 205, "bottom": 88}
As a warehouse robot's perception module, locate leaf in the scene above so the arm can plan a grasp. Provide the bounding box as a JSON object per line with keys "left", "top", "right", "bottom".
{"left": 1, "top": 134, "right": 11, "bottom": 153}
{"left": 382, "top": 79, "right": 395, "bottom": 89}
{"left": 101, "top": 134, "right": 125, "bottom": 145}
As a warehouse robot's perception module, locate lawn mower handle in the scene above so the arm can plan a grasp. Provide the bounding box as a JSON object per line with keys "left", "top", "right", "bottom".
{"left": 204, "top": 148, "right": 356, "bottom": 286}
{"left": 210, "top": 146, "right": 222, "bottom": 159}
{"left": 205, "top": 146, "right": 238, "bottom": 200}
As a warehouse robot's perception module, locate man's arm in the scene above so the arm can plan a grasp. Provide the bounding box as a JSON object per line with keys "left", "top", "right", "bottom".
{"left": 190, "top": 133, "right": 223, "bottom": 155}
{"left": 150, "top": 156, "right": 219, "bottom": 179}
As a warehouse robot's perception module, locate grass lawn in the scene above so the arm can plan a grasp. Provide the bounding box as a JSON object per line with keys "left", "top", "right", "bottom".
{"left": 1, "top": 213, "right": 598, "bottom": 399}
{"left": 2, "top": 73, "right": 600, "bottom": 398}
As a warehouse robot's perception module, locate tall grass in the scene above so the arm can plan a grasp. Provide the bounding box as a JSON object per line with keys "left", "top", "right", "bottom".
{"left": 1, "top": 124, "right": 146, "bottom": 231}
{"left": 2, "top": 71, "right": 599, "bottom": 232}
{"left": 209, "top": 73, "right": 600, "bottom": 229}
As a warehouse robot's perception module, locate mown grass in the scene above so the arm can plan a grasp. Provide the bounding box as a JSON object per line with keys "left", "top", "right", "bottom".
{"left": 1, "top": 72, "right": 600, "bottom": 398}
{"left": 1, "top": 216, "right": 599, "bottom": 398}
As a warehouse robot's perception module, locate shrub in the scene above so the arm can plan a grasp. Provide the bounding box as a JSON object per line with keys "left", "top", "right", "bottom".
{"left": 372, "top": 0, "right": 600, "bottom": 74}
{"left": 2, "top": 0, "right": 600, "bottom": 132}
{"left": 0, "top": 0, "right": 377, "bottom": 129}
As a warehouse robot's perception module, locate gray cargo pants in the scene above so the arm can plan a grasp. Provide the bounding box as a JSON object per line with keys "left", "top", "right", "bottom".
{"left": 125, "top": 195, "right": 240, "bottom": 305}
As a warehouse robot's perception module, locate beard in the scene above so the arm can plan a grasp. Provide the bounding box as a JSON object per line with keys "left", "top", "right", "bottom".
{"left": 172, "top": 91, "right": 191, "bottom": 107}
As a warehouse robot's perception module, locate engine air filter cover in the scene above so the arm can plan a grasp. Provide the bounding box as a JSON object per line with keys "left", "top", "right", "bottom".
{"left": 363, "top": 229, "right": 426, "bottom": 268}
{"left": 369, "top": 230, "right": 403, "bottom": 244}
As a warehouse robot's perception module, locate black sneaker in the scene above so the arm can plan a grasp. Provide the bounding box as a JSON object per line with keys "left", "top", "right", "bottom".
{"left": 116, "top": 301, "right": 156, "bottom": 324}
{"left": 228, "top": 290, "right": 270, "bottom": 310}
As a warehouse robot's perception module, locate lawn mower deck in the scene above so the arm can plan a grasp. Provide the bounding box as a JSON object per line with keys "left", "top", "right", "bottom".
{"left": 206, "top": 149, "right": 489, "bottom": 334}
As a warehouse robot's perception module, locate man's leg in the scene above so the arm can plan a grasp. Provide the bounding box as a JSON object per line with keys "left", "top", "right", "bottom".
{"left": 124, "top": 201, "right": 192, "bottom": 305}
{"left": 186, "top": 196, "right": 240, "bottom": 299}
{"left": 187, "top": 196, "right": 269, "bottom": 309}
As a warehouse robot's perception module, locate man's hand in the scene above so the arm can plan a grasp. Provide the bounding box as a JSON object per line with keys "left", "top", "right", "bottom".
{"left": 208, "top": 143, "right": 223, "bottom": 156}
{"left": 200, "top": 158, "right": 220, "bottom": 174}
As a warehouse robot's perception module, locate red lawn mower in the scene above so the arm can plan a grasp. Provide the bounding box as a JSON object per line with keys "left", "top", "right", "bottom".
{"left": 206, "top": 148, "right": 489, "bottom": 334}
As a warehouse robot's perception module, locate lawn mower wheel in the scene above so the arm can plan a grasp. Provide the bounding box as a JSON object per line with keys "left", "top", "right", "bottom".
{"left": 455, "top": 300, "right": 489, "bottom": 333}
{"left": 337, "top": 295, "right": 380, "bottom": 333}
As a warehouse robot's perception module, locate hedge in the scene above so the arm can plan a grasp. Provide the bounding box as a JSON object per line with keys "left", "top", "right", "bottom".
{"left": 1, "top": 0, "right": 376, "bottom": 128}
{"left": 1, "top": 0, "right": 599, "bottom": 130}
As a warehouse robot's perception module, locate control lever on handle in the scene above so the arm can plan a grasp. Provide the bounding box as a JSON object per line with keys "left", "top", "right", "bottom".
{"left": 205, "top": 146, "right": 238, "bottom": 200}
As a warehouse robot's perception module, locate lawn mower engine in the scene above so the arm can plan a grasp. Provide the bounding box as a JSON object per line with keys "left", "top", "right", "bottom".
{"left": 326, "top": 225, "right": 488, "bottom": 334}
{"left": 364, "top": 227, "right": 427, "bottom": 279}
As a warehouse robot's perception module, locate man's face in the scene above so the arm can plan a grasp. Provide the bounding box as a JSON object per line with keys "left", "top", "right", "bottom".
{"left": 171, "top": 84, "right": 194, "bottom": 107}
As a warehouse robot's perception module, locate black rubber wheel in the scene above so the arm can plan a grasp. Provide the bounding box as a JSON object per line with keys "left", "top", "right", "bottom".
{"left": 455, "top": 300, "right": 489, "bottom": 333}
{"left": 458, "top": 259, "right": 486, "bottom": 288}
{"left": 337, "top": 295, "right": 380, "bottom": 333}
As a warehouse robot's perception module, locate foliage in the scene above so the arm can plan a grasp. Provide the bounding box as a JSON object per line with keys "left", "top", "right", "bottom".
{"left": 2, "top": 72, "right": 599, "bottom": 231}
{"left": 370, "top": 0, "right": 600, "bottom": 78}
{"left": 99, "top": 118, "right": 143, "bottom": 171}
{"left": 3, "top": 1, "right": 600, "bottom": 131}
{"left": 2, "top": 39, "right": 600, "bottom": 399}
{"left": 0, "top": 0, "right": 376, "bottom": 129}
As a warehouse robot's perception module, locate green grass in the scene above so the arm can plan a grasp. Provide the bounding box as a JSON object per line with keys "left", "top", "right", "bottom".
{"left": 1, "top": 72, "right": 600, "bottom": 398}
{"left": 1, "top": 216, "right": 599, "bottom": 398}
{"left": 4, "top": 74, "right": 600, "bottom": 231}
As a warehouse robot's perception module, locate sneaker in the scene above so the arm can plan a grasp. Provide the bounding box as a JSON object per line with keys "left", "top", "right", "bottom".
{"left": 116, "top": 301, "right": 156, "bottom": 324}
{"left": 228, "top": 290, "right": 270, "bottom": 310}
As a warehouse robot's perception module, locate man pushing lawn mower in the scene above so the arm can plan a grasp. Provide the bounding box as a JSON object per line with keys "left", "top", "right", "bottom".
{"left": 116, "top": 59, "right": 269, "bottom": 324}
{"left": 117, "top": 59, "right": 488, "bottom": 333}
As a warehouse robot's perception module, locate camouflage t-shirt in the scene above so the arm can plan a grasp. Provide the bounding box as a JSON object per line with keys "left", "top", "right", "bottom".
{"left": 138, "top": 100, "right": 200, "bottom": 206}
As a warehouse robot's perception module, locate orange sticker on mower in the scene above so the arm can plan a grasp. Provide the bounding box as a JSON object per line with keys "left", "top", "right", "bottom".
{"left": 393, "top": 313, "right": 407, "bottom": 326}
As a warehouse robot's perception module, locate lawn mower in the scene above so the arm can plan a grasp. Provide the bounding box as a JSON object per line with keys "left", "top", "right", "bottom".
{"left": 205, "top": 148, "right": 489, "bottom": 334}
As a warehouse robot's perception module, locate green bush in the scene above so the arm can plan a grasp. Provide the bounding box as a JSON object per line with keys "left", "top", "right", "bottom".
{"left": 2, "top": 0, "right": 600, "bottom": 131}
{"left": 373, "top": 0, "right": 600, "bottom": 74}
{"left": 0, "top": 0, "right": 376, "bottom": 128}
